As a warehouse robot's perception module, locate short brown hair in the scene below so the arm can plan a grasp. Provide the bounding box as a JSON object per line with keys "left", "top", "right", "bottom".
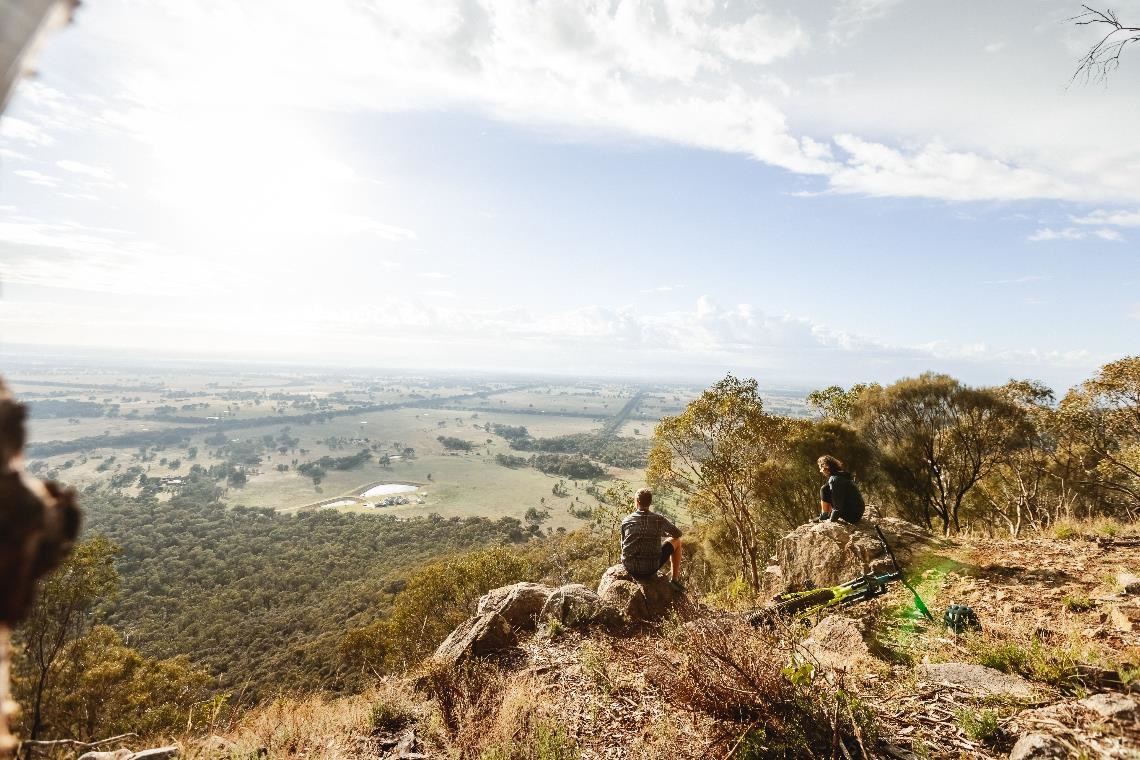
{"left": 817, "top": 455, "right": 843, "bottom": 473}
{"left": 635, "top": 488, "right": 652, "bottom": 509}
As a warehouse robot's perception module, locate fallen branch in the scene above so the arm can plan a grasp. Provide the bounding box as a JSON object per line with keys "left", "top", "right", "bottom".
{"left": 19, "top": 732, "right": 137, "bottom": 749}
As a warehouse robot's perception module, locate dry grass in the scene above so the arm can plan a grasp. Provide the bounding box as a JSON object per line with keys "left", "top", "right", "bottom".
{"left": 417, "top": 659, "right": 575, "bottom": 759}
{"left": 194, "top": 679, "right": 439, "bottom": 759}
{"left": 641, "top": 616, "right": 871, "bottom": 758}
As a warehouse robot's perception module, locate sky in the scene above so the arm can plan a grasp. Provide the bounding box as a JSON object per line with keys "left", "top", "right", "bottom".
{"left": 1, "top": 0, "right": 1139, "bottom": 391}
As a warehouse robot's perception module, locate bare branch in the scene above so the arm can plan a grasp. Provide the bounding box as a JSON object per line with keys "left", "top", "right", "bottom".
{"left": 1070, "top": 4, "right": 1140, "bottom": 84}
{"left": 19, "top": 732, "right": 138, "bottom": 748}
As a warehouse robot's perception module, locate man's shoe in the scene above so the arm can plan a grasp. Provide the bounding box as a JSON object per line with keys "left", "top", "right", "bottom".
{"left": 668, "top": 579, "right": 686, "bottom": 593}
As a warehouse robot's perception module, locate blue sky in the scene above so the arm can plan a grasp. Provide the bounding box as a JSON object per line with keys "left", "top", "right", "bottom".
{"left": 1, "top": 0, "right": 1139, "bottom": 391}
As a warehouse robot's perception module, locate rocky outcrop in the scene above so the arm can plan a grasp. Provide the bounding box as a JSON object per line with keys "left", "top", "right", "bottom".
{"left": 1008, "top": 733, "right": 1070, "bottom": 760}
{"left": 770, "top": 517, "right": 941, "bottom": 592}
{"left": 539, "top": 583, "right": 602, "bottom": 626}
{"left": 78, "top": 749, "right": 179, "bottom": 760}
{"left": 476, "top": 581, "right": 553, "bottom": 630}
{"left": 1011, "top": 691, "right": 1140, "bottom": 759}
{"left": 918, "top": 662, "right": 1035, "bottom": 699}
{"left": 800, "top": 615, "right": 872, "bottom": 672}
{"left": 431, "top": 612, "right": 514, "bottom": 666}
{"left": 596, "top": 565, "right": 689, "bottom": 622}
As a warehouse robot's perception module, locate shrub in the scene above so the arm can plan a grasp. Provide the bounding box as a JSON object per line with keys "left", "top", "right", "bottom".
{"left": 369, "top": 699, "right": 416, "bottom": 734}
{"left": 1052, "top": 521, "right": 1080, "bottom": 540}
{"left": 956, "top": 708, "right": 999, "bottom": 743}
{"left": 1062, "top": 595, "right": 1095, "bottom": 613}
{"left": 642, "top": 617, "right": 868, "bottom": 757}
{"left": 1093, "top": 518, "right": 1121, "bottom": 538}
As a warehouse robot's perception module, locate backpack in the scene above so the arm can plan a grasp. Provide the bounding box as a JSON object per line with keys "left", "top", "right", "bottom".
{"left": 828, "top": 474, "right": 865, "bottom": 523}
{"left": 943, "top": 603, "right": 981, "bottom": 633}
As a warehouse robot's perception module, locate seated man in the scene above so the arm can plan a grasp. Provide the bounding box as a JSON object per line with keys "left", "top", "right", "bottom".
{"left": 817, "top": 455, "right": 866, "bottom": 524}
{"left": 620, "top": 488, "right": 684, "bottom": 591}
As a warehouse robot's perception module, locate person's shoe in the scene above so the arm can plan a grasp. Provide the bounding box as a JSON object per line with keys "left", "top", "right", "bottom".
{"left": 668, "top": 579, "right": 686, "bottom": 593}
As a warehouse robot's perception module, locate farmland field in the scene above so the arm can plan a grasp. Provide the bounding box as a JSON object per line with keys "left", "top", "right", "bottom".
{"left": 8, "top": 358, "right": 812, "bottom": 529}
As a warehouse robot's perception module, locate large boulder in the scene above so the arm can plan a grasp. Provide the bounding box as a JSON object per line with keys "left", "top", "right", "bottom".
{"left": 772, "top": 517, "right": 940, "bottom": 592}
{"left": 596, "top": 565, "right": 689, "bottom": 622}
{"left": 800, "top": 615, "right": 873, "bottom": 672}
{"left": 539, "top": 583, "right": 601, "bottom": 627}
{"left": 476, "top": 582, "right": 554, "bottom": 630}
{"left": 432, "top": 612, "right": 514, "bottom": 666}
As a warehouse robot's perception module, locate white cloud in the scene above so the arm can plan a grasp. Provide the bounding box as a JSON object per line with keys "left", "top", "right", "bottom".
{"left": 417, "top": 271, "right": 448, "bottom": 279}
{"left": 1028, "top": 226, "right": 1122, "bottom": 242}
{"left": 830, "top": 136, "right": 1075, "bottom": 202}
{"left": 13, "top": 169, "right": 59, "bottom": 187}
{"left": 0, "top": 116, "right": 54, "bottom": 146}
{"left": 828, "top": 0, "right": 904, "bottom": 44}
{"left": 55, "top": 160, "right": 115, "bottom": 181}
{"left": 0, "top": 216, "right": 217, "bottom": 296}
{"left": 981, "top": 275, "right": 1050, "bottom": 285}
{"left": 6, "top": 0, "right": 1140, "bottom": 207}
{"left": 1072, "top": 209, "right": 1140, "bottom": 227}
{"left": 918, "top": 340, "right": 1093, "bottom": 367}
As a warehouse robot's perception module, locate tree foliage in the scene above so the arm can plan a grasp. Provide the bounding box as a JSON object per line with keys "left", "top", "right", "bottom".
{"left": 13, "top": 537, "right": 120, "bottom": 741}
{"left": 853, "top": 373, "right": 1026, "bottom": 535}
{"left": 648, "top": 375, "right": 790, "bottom": 591}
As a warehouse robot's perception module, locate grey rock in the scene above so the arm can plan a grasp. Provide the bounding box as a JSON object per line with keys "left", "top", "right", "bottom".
{"left": 539, "top": 583, "right": 601, "bottom": 626}
{"left": 476, "top": 582, "right": 554, "bottom": 630}
{"left": 801, "top": 616, "right": 871, "bottom": 671}
{"left": 127, "top": 748, "right": 180, "bottom": 760}
{"left": 1117, "top": 572, "right": 1140, "bottom": 595}
{"left": 772, "top": 517, "right": 940, "bottom": 592}
{"left": 1008, "top": 732, "right": 1069, "bottom": 760}
{"left": 1077, "top": 691, "right": 1138, "bottom": 720}
{"left": 78, "top": 752, "right": 131, "bottom": 760}
{"left": 919, "top": 662, "right": 1035, "bottom": 699}
{"left": 596, "top": 565, "right": 690, "bottom": 622}
{"left": 432, "top": 612, "right": 514, "bottom": 666}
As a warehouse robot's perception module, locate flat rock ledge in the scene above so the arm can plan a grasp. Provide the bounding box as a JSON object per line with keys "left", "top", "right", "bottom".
{"left": 918, "top": 662, "right": 1035, "bottom": 699}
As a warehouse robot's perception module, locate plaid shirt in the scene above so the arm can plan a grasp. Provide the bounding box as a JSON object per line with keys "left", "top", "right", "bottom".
{"left": 620, "top": 510, "right": 682, "bottom": 577}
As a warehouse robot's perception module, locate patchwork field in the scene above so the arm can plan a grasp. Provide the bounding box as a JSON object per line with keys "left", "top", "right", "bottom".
{"left": 9, "top": 359, "right": 812, "bottom": 530}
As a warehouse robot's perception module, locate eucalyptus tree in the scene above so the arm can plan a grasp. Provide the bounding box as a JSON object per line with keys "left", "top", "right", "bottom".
{"left": 647, "top": 375, "right": 790, "bottom": 592}
{"left": 1056, "top": 356, "right": 1140, "bottom": 519}
{"left": 854, "top": 373, "right": 1025, "bottom": 535}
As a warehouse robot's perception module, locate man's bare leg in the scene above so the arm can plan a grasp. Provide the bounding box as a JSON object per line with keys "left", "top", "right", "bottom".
{"left": 668, "top": 537, "right": 682, "bottom": 581}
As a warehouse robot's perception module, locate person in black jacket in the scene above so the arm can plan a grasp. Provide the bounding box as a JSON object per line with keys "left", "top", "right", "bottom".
{"left": 816, "top": 455, "right": 865, "bottom": 524}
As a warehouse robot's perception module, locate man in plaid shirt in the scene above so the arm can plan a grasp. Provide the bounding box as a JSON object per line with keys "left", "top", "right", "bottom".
{"left": 620, "top": 488, "right": 684, "bottom": 592}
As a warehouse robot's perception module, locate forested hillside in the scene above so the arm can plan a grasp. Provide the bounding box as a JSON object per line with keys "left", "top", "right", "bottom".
{"left": 81, "top": 491, "right": 535, "bottom": 697}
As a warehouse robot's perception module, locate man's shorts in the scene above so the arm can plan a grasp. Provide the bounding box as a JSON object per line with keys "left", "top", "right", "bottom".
{"left": 626, "top": 540, "right": 675, "bottom": 581}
